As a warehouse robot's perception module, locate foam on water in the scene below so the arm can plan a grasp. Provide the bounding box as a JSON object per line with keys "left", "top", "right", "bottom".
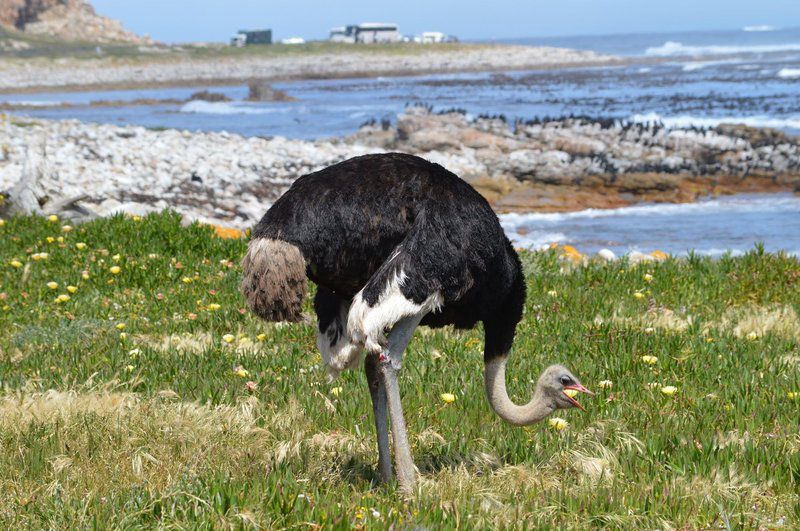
{"left": 180, "top": 100, "right": 292, "bottom": 115}
{"left": 645, "top": 40, "right": 800, "bottom": 57}
{"left": 743, "top": 25, "right": 777, "bottom": 33}
{"left": 630, "top": 112, "right": 800, "bottom": 130}
{"left": 778, "top": 68, "right": 800, "bottom": 79}
{"left": 1, "top": 100, "right": 66, "bottom": 107}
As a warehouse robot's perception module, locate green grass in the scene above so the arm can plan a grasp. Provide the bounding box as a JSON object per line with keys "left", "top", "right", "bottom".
{"left": 0, "top": 27, "right": 486, "bottom": 62}
{"left": 0, "top": 211, "right": 798, "bottom": 528}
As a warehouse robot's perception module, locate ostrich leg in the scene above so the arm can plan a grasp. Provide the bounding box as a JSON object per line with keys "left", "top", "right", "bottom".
{"left": 379, "top": 315, "right": 423, "bottom": 491}
{"left": 365, "top": 353, "right": 392, "bottom": 484}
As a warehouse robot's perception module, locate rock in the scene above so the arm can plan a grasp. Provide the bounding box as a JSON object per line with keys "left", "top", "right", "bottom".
{"left": 627, "top": 251, "right": 655, "bottom": 265}
{"left": 597, "top": 249, "right": 617, "bottom": 262}
{"left": 0, "top": 0, "right": 153, "bottom": 44}
{"left": 246, "top": 81, "right": 297, "bottom": 102}
{"left": 187, "top": 90, "right": 231, "bottom": 103}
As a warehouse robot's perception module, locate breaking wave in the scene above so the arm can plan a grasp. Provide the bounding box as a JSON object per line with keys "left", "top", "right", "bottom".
{"left": 1, "top": 100, "right": 65, "bottom": 107}
{"left": 742, "top": 25, "right": 777, "bottom": 33}
{"left": 645, "top": 40, "right": 800, "bottom": 57}
{"left": 630, "top": 112, "right": 800, "bottom": 130}
{"left": 777, "top": 68, "right": 800, "bottom": 79}
{"left": 180, "top": 100, "right": 290, "bottom": 115}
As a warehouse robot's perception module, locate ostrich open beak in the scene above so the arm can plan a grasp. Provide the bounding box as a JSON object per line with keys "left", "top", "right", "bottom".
{"left": 563, "top": 383, "right": 594, "bottom": 411}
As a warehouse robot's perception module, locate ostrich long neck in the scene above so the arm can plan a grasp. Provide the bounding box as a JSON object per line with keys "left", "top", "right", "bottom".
{"left": 484, "top": 356, "right": 553, "bottom": 426}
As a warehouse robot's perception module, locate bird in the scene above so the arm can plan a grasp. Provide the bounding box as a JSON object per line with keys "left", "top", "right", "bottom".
{"left": 241, "top": 152, "right": 592, "bottom": 491}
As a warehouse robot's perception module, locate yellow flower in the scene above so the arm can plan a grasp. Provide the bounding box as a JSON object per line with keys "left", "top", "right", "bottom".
{"left": 222, "top": 334, "right": 235, "bottom": 344}
{"left": 75, "top": 242, "right": 87, "bottom": 250}
{"left": 330, "top": 386, "right": 343, "bottom": 397}
{"left": 207, "top": 303, "right": 221, "bottom": 311}
{"left": 57, "top": 236, "right": 64, "bottom": 243}
{"left": 181, "top": 277, "right": 193, "bottom": 284}
{"left": 745, "top": 331, "right": 758, "bottom": 341}
{"left": 109, "top": 266, "right": 121, "bottom": 275}
{"left": 112, "top": 254, "right": 121, "bottom": 262}
{"left": 81, "top": 271, "right": 90, "bottom": 280}
{"left": 46, "top": 236, "right": 55, "bottom": 243}
{"left": 563, "top": 388, "right": 579, "bottom": 398}
{"left": 115, "top": 323, "right": 126, "bottom": 330}
{"left": 641, "top": 355, "right": 658, "bottom": 365}
{"left": 0, "top": 218, "right": 4, "bottom": 227}
{"left": 644, "top": 273, "right": 653, "bottom": 283}
{"left": 787, "top": 391, "right": 799, "bottom": 400}
{"left": 598, "top": 379, "right": 613, "bottom": 389}
{"left": 132, "top": 215, "right": 142, "bottom": 222}
{"left": 440, "top": 392, "right": 456, "bottom": 404}
{"left": 9, "top": 260, "right": 22, "bottom": 268}
{"left": 547, "top": 290, "right": 558, "bottom": 297}
{"left": 55, "top": 294, "right": 70, "bottom": 303}
{"left": 46, "top": 281, "right": 58, "bottom": 290}
{"left": 67, "top": 285, "right": 78, "bottom": 293}
{"left": 233, "top": 366, "right": 249, "bottom": 378}
{"left": 256, "top": 333, "right": 266, "bottom": 341}
{"left": 125, "top": 365, "right": 135, "bottom": 372}
{"left": 31, "top": 253, "right": 42, "bottom": 261}
{"left": 61, "top": 225, "right": 72, "bottom": 233}
{"left": 548, "top": 417, "right": 569, "bottom": 430}
{"left": 705, "top": 337, "right": 714, "bottom": 343}
{"left": 47, "top": 214, "right": 58, "bottom": 222}
{"left": 661, "top": 385, "right": 677, "bottom": 396}
{"left": 119, "top": 332, "right": 128, "bottom": 340}
{"left": 633, "top": 292, "right": 645, "bottom": 300}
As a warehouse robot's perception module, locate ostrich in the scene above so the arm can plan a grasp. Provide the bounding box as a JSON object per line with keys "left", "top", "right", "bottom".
{"left": 242, "top": 153, "right": 592, "bottom": 490}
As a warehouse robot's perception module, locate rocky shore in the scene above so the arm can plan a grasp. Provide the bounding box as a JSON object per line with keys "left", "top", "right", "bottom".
{"left": 1, "top": 109, "right": 798, "bottom": 228}
{"left": 349, "top": 107, "right": 800, "bottom": 211}
{"left": 0, "top": 45, "right": 616, "bottom": 91}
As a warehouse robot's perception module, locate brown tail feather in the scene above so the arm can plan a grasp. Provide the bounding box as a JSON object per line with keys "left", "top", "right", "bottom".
{"left": 241, "top": 238, "right": 307, "bottom": 322}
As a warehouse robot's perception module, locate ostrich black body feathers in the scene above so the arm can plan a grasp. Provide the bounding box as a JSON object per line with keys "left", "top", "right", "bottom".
{"left": 250, "top": 152, "right": 526, "bottom": 360}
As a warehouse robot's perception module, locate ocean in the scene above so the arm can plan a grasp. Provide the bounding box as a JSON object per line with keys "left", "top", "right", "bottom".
{"left": 3, "top": 27, "right": 799, "bottom": 256}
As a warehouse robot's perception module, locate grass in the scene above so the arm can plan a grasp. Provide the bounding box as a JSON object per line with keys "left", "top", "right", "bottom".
{"left": 0, "top": 211, "right": 798, "bottom": 528}
{"left": 0, "top": 27, "right": 487, "bottom": 61}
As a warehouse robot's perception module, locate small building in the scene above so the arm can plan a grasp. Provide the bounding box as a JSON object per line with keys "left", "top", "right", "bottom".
{"left": 420, "top": 31, "right": 446, "bottom": 44}
{"left": 329, "top": 23, "right": 401, "bottom": 44}
{"left": 355, "top": 23, "right": 401, "bottom": 43}
{"left": 329, "top": 25, "right": 357, "bottom": 43}
{"left": 231, "top": 29, "right": 272, "bottom": 47}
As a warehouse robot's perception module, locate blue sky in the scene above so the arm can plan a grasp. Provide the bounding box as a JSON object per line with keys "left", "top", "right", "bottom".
{"left": 93, "top": 0, "right": 800, "bottom": 43}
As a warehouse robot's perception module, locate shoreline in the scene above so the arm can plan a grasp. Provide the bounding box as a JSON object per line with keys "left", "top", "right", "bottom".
{"left": 0, "top": 48, "right": 792, "bottom": 95}
{"left": 0, "top": 43, "right": 630, "bottom": 94}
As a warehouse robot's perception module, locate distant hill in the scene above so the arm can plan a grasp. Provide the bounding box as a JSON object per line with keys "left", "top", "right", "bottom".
{"left": 0, "top": 0, "right": 152, "bottom": 44}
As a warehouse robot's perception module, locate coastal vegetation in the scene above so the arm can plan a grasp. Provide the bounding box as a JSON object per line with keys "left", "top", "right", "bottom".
{"left": 1, "top": 212, "right": 798, "bottom": 528}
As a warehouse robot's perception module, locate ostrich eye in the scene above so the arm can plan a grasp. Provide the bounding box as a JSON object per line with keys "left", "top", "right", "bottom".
{"left": 559, "top": 376, "right": 572, "bottom": 386}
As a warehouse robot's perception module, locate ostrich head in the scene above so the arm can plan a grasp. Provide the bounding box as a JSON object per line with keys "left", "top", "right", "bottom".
{"left": 536, "top": 364, "right": 593, "bottom": 412}
{"left": 484, "top": 358, "right": 593, "bottom": 426}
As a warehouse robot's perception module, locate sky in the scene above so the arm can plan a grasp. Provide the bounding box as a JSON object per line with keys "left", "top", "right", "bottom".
{"left": 92, "top": 0, "right": 800, "bottom": 43}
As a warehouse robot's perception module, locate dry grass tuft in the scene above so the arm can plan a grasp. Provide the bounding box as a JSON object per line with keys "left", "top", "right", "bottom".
{"left": 147, "top": 331, "right": 214, "bottom": 354}
{"left": 0, "top": 390, "right": 316, "bottom": 503}
{"left": 611, "top": 306, "right": 694, "bottom": 332}
{"left": 717, "top": 304, "right": 800, "bottom": 340}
